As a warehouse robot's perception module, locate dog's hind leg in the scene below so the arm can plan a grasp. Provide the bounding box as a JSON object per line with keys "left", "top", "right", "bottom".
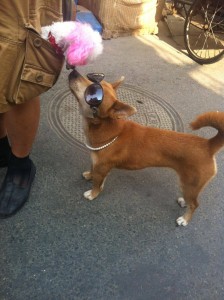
{"left": 176, "top": 187, "right": 200, "bottom": 226}
{"left": 176, "top": 161, "right": 217, "bottom": 226}
{"left": 83, "top": 163, "right": 111, "bottom": 200}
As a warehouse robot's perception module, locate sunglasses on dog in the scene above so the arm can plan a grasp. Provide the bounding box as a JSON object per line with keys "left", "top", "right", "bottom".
{"left": 84, "top": 73, "right": 105, "bottom": 107}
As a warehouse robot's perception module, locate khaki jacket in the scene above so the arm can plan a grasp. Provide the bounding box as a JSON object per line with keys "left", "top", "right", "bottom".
{"left": 0, "top": 0, "right": 73, "bottom": 112}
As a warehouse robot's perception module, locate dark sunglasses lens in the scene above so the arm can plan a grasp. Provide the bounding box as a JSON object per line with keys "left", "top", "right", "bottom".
{"left": 85, "top": 84, "right": 103, "bottom": 106}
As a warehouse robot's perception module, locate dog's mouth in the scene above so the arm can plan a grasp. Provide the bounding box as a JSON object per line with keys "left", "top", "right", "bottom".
{"left": 68, "top": 68, "right": 82, "bottom": 82}
{"left": 68, "top": 69, "right": 83, "bottom": 99}
{"left": 68, "top": 70, "right": 95, "bottom": 118}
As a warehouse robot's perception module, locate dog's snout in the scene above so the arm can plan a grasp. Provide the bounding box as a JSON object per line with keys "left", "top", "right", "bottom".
{"left": 69, "top": 69, "right": 81, "bottom": 81}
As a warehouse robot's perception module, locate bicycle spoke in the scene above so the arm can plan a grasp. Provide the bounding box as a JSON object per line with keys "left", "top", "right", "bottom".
{"left": 184, "top": 0, "right": 224, "bottom": 63}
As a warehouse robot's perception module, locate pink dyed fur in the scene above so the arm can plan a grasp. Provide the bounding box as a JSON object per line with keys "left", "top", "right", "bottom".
{"left": 65, "top": 23, "right": 95, "bottom": 65}
{"left": 41, "top": 21, "right": 103, "bottom": 66}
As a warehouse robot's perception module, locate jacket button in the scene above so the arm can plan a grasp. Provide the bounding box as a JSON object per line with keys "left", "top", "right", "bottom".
{"left": 36, "top": 74, "right": 43, "bottom": 82}
{"left": 34, "top": 38, "right": 42, "bottom": 47}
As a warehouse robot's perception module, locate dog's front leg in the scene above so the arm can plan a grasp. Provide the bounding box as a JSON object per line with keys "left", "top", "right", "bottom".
{"left": 83, "top": 164, "right": 111, "bottom": 200}
{"left": 82, "top": 170, "right": 93, "bottom": 180}
{"left": 82, "top": 151, "right": 97, "bottom": 180}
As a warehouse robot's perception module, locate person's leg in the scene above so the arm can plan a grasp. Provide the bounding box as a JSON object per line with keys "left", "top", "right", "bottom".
{"left": 0, "top": 114, "right": 10, "bottom": 168}
{"left": 5, "top": 97, "right": 40, "bottom": 157}
{"left": 0, "top": 97, "right": 40, "bottom": 218}
{"left": 0, "top": 114, "right": 7, "bottom": 138}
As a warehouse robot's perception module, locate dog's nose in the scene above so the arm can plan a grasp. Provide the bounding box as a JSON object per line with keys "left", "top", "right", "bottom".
{"left": 68, "top": 69, "right": 81, "bottom": 81}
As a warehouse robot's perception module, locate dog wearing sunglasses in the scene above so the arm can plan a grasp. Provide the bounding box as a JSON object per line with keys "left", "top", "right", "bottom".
{"left": 69, "top": 69, "right": 224, "bottom": 226}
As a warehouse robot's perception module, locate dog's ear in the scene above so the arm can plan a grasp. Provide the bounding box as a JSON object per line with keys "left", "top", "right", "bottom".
{"left": 108, "top": 100, "right": 137, "bottom": 119}
{"left": 111, "top": 76, "right": 125, "bottom": 90}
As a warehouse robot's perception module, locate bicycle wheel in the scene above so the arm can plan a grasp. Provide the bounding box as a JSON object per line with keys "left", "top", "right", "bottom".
{"left": 184, "top": 0, "right": 224, "bottom": 64}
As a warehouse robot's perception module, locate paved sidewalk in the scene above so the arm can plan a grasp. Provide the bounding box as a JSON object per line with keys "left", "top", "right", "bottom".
{"left": 0, "top": 19, "right": 224, "bottom": 300}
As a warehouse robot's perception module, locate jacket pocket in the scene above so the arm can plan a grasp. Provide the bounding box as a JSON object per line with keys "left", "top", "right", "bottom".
{"left": 13, "top": 29, "right": 64, "bottom": 104}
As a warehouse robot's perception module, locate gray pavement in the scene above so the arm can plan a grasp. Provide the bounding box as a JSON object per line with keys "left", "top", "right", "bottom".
{"left": 1, "top": 19, "right": 224, "bottom": 300}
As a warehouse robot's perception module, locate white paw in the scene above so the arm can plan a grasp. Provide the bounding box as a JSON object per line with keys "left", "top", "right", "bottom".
{"left": 177, "top": 197, "right": 187, "bottom": 208}
{"left": 82, "top": 171, "right": 92, "bottom": 180}
{"left": 83, "top": 190, "right": 95, "bottom": 200}
{"left": 176, "top": 216, "right": 188, "bottom": 226}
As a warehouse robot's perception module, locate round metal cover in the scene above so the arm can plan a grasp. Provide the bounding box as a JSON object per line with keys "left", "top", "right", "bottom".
{"left": 48, "top": 84, "right": 184, "bottom": 150}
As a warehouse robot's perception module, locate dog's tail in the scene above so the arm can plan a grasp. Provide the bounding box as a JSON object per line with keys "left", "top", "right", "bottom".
{"left": 190, "top": 111, "right": 224, "bottom": 155}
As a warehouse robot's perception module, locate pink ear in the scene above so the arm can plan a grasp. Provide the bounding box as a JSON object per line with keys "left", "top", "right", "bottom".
{"left": 109, "top": 100, "right": 137, "bottom": 119}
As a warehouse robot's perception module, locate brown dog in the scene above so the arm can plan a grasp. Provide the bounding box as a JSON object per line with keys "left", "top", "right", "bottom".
{"left": 69, "top": 69, "right": 224, "bottom": 226}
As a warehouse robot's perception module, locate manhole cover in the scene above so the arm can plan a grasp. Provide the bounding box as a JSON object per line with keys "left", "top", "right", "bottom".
{"left": 48, "top": 84, "right": 184, "bottom": 150}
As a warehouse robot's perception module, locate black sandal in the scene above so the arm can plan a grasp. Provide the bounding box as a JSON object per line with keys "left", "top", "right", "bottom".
{"left": 0, "top": 159, "right": 36, "bottom": 218}
{"left": 0, "top": 136, "right": 11, "bottom": 168}
{"left": 0, "top": 153, "right": 11, "bottom": 168}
